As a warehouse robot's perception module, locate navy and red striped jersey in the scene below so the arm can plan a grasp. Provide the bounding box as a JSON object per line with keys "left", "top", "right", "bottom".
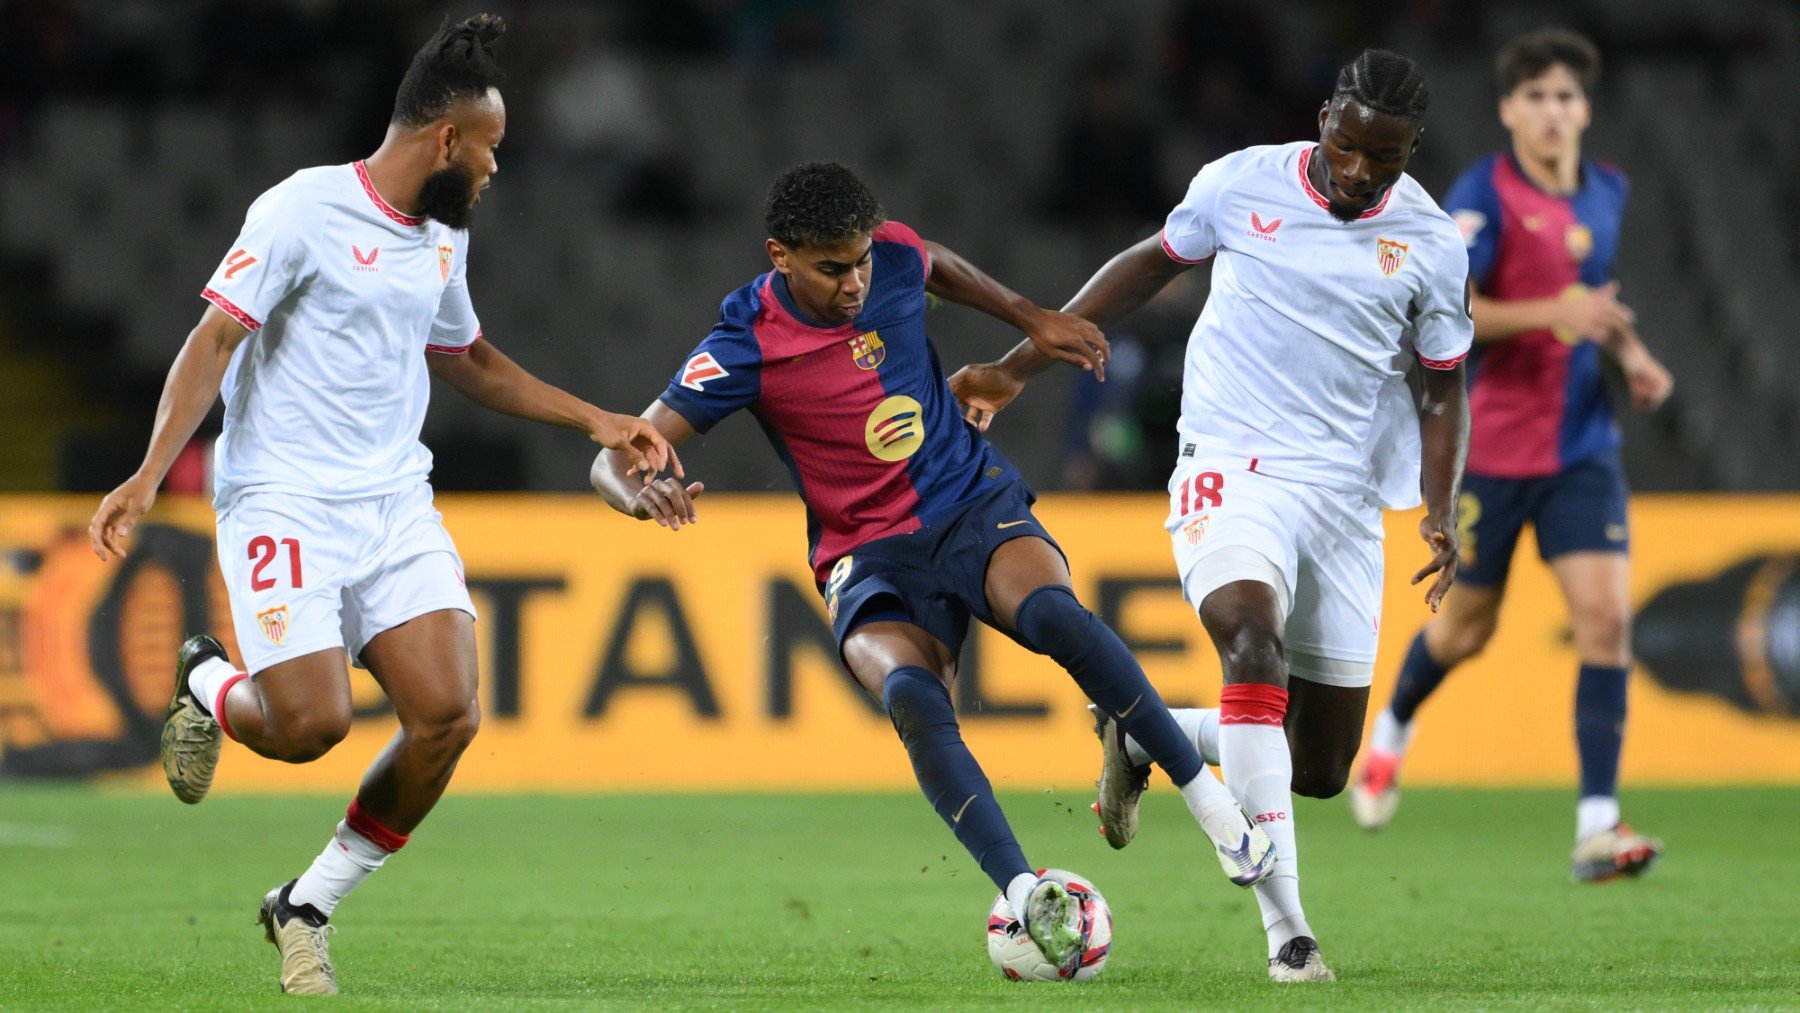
{"left": 1447, "top": 153, "right": 1630, "bottom": 478}
{"left": 659, "top": 221, "right": 1019, "bottom": 583}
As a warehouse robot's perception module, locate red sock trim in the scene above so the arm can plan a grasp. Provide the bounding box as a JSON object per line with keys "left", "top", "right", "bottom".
{"left": 345, "top": 798, "right": 410, "bottom": 853}
{"left": 214, "top": 673, "right": 248, "bottom": 742}
{"left": 1219, "top": 683, "right": 1288, "bottom": 726}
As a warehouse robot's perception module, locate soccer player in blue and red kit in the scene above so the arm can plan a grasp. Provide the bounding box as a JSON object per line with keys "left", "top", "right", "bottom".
{"left": 1348, "top": 29, "right": 1675, "bottom": 882}
{"left": 592, "top": 163, "right": 1277, "bottom": 973}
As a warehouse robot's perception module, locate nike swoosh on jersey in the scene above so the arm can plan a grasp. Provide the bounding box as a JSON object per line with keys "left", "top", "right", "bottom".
{"left": 996, "top": 520, "right": 1031, "bottom": 529}
{"left": 1115, "top": 694, "right": 1143, "bottom": 719}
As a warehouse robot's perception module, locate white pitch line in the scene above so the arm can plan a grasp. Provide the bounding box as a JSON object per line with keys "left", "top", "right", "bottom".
{"left": 0, "top": 823, "right": 76, "bottom": 847}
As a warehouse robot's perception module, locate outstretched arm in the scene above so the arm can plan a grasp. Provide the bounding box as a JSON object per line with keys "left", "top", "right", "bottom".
{"left": 590, "top": 401, "right": 705, "bottom": 530}
{"left": 1413, "top": 362, "right": 1471, "bottom": 611}
{"left": 429, "top": 338, "right": 679, "bottom": 480}
{"left": 90, "top": 305, "right": 251, "bottom": 560}
{"left": 922, "top": 240, "right": 1108, "bottom": 377}
{"left": 949, "top": 232, "right": 1194, "bottom": 430}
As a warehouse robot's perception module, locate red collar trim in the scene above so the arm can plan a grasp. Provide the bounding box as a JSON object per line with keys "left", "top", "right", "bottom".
{"left": 1297, "top": 147, "right": 1391, "bottom": 221}
{"left": 354, "top": 161, "right": 424, "bottom": 227}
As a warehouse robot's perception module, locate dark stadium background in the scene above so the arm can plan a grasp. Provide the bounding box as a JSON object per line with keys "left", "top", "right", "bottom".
{"left": 2, "top": 0, "right": 1795, "bottom": 495}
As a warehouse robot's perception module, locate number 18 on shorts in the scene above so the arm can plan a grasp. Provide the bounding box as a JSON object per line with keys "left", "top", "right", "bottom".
{"left": 1165, "top": 457, "right": 1385, "bottom": 688}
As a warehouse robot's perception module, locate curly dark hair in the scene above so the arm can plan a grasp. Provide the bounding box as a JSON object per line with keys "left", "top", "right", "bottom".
{"left": 1496, "top": 28, "right": 1600, "bottom": 96}
{"left": 1333, "top": 48, "right": 1431, "bottom": 124}
{"left": 764, "top": 162, "right": 886, "bottom": 249}
{"left": 391, "top": 14, "right": 506, "bottom": 127}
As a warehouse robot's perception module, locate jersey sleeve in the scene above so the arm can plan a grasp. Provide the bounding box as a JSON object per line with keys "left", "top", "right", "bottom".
{"left": 427, "top": 233, "right": 481, "bottom": 354}
{"left": 1160, "top": 157, "right": 1229, "bottom": 264}
{"left": 871, "top": 220, "right": 931, "bottom": 276}
{"left": 1443, "top": 162, "right": 1503, "bottom": 290}
{"left": 1412, "top": 230, "right": 1475, "bottom": 370}
{"left": 200, "top": 184, "right": 317, "bottom": 330}
{"left": 657, "top": 316, "right": 763, "bottom": 434}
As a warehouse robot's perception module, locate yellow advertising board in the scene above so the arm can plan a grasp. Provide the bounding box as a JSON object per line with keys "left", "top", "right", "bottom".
{"left": 1, "top": 493, "right": 1796, "bottom": 791}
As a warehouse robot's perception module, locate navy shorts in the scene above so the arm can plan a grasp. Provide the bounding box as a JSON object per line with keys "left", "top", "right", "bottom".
{"left": 823, "top": 479, "right": 1062, "bottom": 658}
{"left": 1457, "top": 452, "right": 1630, "bottom": 589}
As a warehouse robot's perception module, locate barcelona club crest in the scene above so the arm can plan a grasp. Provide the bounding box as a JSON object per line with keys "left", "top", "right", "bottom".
{"left": 257, "top": 605, "right": 290, "bottom": 645}
{"left": 1564, "top": 223, "right": 1593, "bottom": 263}
{"left": 849, "top": 331, "right": 885, "bottom": 371}
{"left": 1376, "top": 237, "right": 1409, "bottom": 277}
{"left": 437, "top": 243, "right": 454, "bottom": 283}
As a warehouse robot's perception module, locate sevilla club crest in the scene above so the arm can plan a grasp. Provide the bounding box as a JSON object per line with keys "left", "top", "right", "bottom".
{"left": 257, "top": 605, "right": 290, "bottom": 645}
{"left": 437, "top": 244, "right": 454, "bottom": 283}
{"left": 1376, "top": 237, "right": 1409, "bottom": 277}
{"left": 849, "top": 331, "right": 885, "bottom": 371}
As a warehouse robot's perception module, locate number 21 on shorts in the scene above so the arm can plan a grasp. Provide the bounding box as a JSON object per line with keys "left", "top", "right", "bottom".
{"left": 248, "top": 536, "right": 303, "bottom": 591}
{"left": 1176, "top": 471, "right": 1225, "bottom": 516}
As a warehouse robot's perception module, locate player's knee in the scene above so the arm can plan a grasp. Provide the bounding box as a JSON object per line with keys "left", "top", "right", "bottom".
{"left": 1573, "top": 608, "right": 1630, "bottom": 665}
{"left": 1291, "top": 746, "right": 1354, "bottom": 798}
{"left": 410, "top": 697, "right": 481, "bottom": 755}
{"left": 1436, "top": 615, "right": 1496, "bottom": 665}
{"left": 882, "top": 666, "right": 954, "bottom": 743}
{"left": 1201, "top": 604, "right": 1284, "bottom": 685}
{"left": 1011, "top": 585, "right": 1092, "bottom": 662}
{"left": 1291, "top": 766, "right": 1350, "bottom": 799}
{"left": 269, "top": 709, "right": 351, "bottom": 764}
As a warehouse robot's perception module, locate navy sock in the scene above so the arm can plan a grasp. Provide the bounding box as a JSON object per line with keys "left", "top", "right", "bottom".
{"left": 1011, "top": 585, "right": 1205, "bottom": 787}
{"left": 1389, "top": 631, "right": 1452, "bottom": 725}
{"left": 882, "top": 666, "right": 1031, "bottom": 892}
{"left": 1574, "top": 664, "right": 1629, "bottom": 799}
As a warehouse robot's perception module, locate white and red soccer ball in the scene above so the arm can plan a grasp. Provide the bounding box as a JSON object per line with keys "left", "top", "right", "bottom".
{"left": 985, "top": 869, "right": 1112, "bottom": 982}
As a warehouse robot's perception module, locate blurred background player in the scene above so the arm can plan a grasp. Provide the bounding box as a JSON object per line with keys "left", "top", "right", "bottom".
{"left": 954, "top": 50, "right": 1474, "bottom": 981}
{"left": 592, "top": 162, "right": 1277, "bottom": 975}
{"left": 86, "top": 15, "right": 672, "bottom": 995}
{"left": 1348, "top": 28, "right": 1675, "bottom": 884}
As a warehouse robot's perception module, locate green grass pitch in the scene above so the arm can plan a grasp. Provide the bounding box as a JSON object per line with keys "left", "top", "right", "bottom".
{"left": 1, "top": 785, "right": 1795, "bottom": 1009}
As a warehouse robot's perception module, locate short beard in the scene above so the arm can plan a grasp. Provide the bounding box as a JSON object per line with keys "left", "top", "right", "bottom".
{"left": 417, "top": 161, "right": 478, "bottom": 230}
{"left": 1327, "top": 200, "right": 1363, "bottom": 224}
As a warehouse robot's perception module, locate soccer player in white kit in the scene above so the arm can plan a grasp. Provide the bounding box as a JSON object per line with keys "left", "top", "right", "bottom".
{"left": 87, "top": 16, "right": 673, "bottom": 996}
{"left": 952, "top": 50, "right": 1473, "bottom": 981}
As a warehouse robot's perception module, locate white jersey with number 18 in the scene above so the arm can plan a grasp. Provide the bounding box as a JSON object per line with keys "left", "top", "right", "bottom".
{"left": 1160, "top": 141, "right": 1472, "bottom": 509}
{"left": 200, "top": 161, "right": 481, "bottom": 511}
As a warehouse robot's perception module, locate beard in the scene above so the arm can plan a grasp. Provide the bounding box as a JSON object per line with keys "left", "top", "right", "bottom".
{"left": 417, "top": 160, "right": 479, "bottom": 230}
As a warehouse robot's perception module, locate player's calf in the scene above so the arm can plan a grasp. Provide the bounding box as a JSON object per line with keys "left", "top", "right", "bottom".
{"left": 1012, "top": 585, "right": 1205, "bottom": 788}
{"left": 882, "top": 665, "right": 1033, "bottom": 891}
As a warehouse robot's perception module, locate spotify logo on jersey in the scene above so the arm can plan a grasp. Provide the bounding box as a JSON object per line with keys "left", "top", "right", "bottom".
{"left": 865, "top": 396, "right": 924, "bottom": 461}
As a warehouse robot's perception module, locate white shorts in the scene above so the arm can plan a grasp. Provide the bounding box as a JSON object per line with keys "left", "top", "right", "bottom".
{"left": 1166, "top": 456, "right": 1384, "bottom": 687}
{"left": 216, "top": 483, "right": 476, "bottom": 674}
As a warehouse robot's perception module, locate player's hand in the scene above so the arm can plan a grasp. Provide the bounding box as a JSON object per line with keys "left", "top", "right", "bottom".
{"left": 949, "top": 362, "right": 1026, "bottom": 432}
{"left": 90, "top": 473, "right": 159, "bottom": 561}
{"left": 590, "top": 411, "right": 682, "bottom": 484}
{"left": 1024, "top": 307, "right": 1108, "bottom": 380}
{"left": 1411, "top": 513, "right": 1459, "bottom": 612}
{"left": 629, "top": 478, "right": 705, "bottom": 530}
{"left": 1559, "top": 281, "right": 1636, "bottom": 341}
{"left": 1621, "top": 349, "right": 1673, "bottom": 411}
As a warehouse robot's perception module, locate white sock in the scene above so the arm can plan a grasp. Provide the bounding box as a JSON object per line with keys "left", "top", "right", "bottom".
{"left": 1368, "top": 707, "right": 1414, "bottom": 758}
{"left": 1004, "top": 871, "right": 1039, "bottom": 926}
{"left": 1175, "top": 765, "right": 1238, "bottom": 816}
{"left": 1576, "top": 795, "right": 1621, "bottom": 842}
{"left": 187, "top": 656, "right": 242, "bottom": 719}
{"left": 289, "top": 820, "right": 391, "bottom": 917}
{"left": 1222, "top": 719, "right": 1309, "bottom": 958}
{"left": 1126, "top": 708, "right": 1221, "bottom": 767}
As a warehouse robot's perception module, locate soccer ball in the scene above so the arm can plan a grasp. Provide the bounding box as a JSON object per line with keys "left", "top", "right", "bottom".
{"left": 985, "top": 869, "right": 1112, "bottom": 981}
